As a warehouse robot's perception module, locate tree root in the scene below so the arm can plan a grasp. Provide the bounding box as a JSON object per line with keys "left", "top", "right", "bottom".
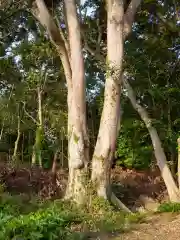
{"left": 110, "top": 191, "right": 132, "bottom": 213}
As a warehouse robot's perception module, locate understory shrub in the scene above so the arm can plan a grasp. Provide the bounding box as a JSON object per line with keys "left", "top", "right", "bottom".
{"left": 157, "top": 202, "right": 180, "bottom": 213}
{"left": 0, "top": 194, "right": 144, "bottom": 239}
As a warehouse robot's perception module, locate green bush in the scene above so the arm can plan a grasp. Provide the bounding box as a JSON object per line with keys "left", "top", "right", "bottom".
{"left": 0, "top": 193, "right": 145, "bottom": 239}
{"left": 157, "top": 202, "right": 180, "bottom": 213}
{"left": 0, "top": 199, "right": 84, "bottom": 240}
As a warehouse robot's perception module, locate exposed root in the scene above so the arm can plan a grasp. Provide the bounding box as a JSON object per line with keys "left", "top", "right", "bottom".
{"left": 110, "top": 191, "right": 132, "bottom": 213}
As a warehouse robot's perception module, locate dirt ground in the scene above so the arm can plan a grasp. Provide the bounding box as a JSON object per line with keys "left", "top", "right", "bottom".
{"left": 88, "top": 213, "right": 180, "bottom": 240}
{"left": 115, "top": 212, "right": 180, "bottom": 240}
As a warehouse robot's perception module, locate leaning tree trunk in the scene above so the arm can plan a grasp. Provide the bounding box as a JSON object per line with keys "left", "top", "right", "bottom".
{"left": 124, "top": 77, "right": 180, "bottom": 202}
{"left": 33, "top": 0, "right": 89, "bottom": 203}
{"left": 91, "top": 0, "right": 124, "bottom": 199}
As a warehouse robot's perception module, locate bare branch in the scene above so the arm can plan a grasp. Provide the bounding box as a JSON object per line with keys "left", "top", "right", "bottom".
{"left": 83, "top": 39, "right": 105, "bottom": 62}
{"left": 22, "top": 102, "right": 39, "bottom": 125}
{"left": 123, "top": 0, "right": 142, "bottom": 38}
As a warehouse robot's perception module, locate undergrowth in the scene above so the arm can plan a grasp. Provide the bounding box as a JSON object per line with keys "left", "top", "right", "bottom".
{"left": 157, "top": 202, "right": 180, "bottom": 213}
{"left": 0, "top": 191, "right": 144, "bottom": 239}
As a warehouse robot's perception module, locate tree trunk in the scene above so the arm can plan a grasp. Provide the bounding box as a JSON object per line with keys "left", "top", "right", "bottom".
{"left": 33, "top": 0, "right": 89, "bottom": 204}
{"left": 64, "top": 0, "right": 89, "bottom": 204}
{"left": 124, "top": 77, "right": 180, "bottom": 202}
{"left": 51, "top": 149, "right": 59, "bottom": 175}
{"left": 31, "top": 86, "right": 43, "bottom": 167}
{"left": 32, "top": 126, "right": 43, "bottom": 167}
{"left": 0, "top": 122, "right": 4, "bottom": 141}
{"left": 12, "top": 115, "right": 21, "bottom": 161}
{"left": 91, "top": 0, "right": 124, "bottom": 198}
{"left": 177, "top": 138, "right": 180, "bottom": 189}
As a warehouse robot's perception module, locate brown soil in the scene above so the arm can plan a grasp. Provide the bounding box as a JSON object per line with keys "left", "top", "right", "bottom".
{"left": 111, "top": 166, "right": 167, "bottom": 209}
{"left": 114, "top": 212, "right": 180, "bottom": 240}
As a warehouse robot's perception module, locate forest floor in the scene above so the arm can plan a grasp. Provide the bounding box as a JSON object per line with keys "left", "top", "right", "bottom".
{"left": 0, "top": 161, "right": 167, "bottom": 208}
{"left": 0, "top": 161, "right": 179, "bottom": 239}
{"left": 85, "top": 212, "right": 180, "bottom": 239}
{"left": 113, "top": 212, "right": 180, "bottom": 240}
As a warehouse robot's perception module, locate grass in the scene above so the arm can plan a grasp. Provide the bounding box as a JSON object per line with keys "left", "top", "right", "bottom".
{"left": 0, "top": 192, "right": 144, "bottom": 240}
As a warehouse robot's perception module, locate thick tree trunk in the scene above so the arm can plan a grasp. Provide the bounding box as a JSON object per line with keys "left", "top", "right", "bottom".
{"left": 124, "top": 77, "right": 180, "bottom": 202}
{"left": 91, "top": 0, "right": 124, "bottom": 198}
{"left": 63, "top": 0, "right": 89, "bottom": 203}
{"left": 64, "top": 92, "right": 89, "bottom": 204}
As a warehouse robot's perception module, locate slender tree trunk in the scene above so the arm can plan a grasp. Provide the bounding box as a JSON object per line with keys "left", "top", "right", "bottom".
{"left": 21, "top": 132, "right": 24, "bottom": 162}
{"left": 91, "top": 0, "right": 124, "bottom": 198}
{"left": 31, "top": 86, "right": 43, "bottom": 167}
{"left": 0, "top": 121, "right": 4, "bottom": 141}
{"left": 12, "top": 115, "right": 21, "bottom": 161}
{"left": 124, "top": 77, "right": 180, "bottom": 202}
{"left": 37, "top": 86, "right": 43, "bottom": 167}
{"left": 52, "top": 149, "right": 59, "bottom": 175}
{"left": 177, "top": 138, "right": 180, "bottom": 189}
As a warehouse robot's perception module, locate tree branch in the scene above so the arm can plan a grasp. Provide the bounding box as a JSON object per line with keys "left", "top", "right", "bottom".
{"left": 22, "top": 102, "right": 39, "bottom": 125}
{"left": 55, "top": 14, "right": 71, "bottom": 59}
{"left": 123, "top": 0, "right": 142, "bottom": 38}
{"left": 33, "top": 0, "right": 63, "bottom": 46}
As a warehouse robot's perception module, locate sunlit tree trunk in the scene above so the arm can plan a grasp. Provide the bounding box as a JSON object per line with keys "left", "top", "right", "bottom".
{"left": 124, "top": 77, "right": 180, "bottom": 202}
{"left": 33, "top": 0, "right": 141, "bottom": 206}
{"left": 90, "top": 0, "right": 141, "bottom": 201}
{"left": 34, "top": 0, "right": 89, "bottom": 203}
{"left": 91, "top": 0, "right": 124, "bottom": 198}
{"left": 64, "top": 0, "right": 89, "bottom": 203}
